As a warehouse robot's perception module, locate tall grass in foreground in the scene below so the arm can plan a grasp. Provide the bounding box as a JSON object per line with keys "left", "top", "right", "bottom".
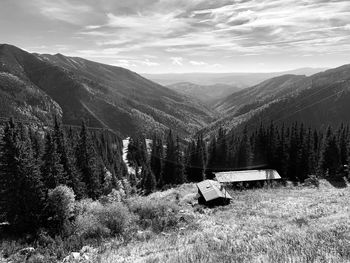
{"left": 100, "top": 181, "right": 350, "bottom": 263}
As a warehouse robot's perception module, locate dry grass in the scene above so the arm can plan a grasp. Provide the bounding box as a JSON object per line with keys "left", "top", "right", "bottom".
{"left": 98, "top": 181, "right": 350, "bottom": 263}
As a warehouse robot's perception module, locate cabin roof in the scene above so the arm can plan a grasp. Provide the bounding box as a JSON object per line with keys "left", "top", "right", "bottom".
{"left": 197, "top": 180, "right": 232, "bottom": 202}
{"left": 214, "top": 169, "right": 281, "bottom": 183}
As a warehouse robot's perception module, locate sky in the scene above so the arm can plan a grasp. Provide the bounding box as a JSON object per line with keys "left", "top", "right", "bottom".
{"left": 1, "top": 0, "right": 350, "bottom": 73}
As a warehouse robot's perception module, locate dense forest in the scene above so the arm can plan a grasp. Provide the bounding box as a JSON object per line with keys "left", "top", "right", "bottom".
{"left": 129, "top": 121, "right": 350, "bottom": 191}
{"left": 1, "top": 117, "right": 350, "bottom": 237}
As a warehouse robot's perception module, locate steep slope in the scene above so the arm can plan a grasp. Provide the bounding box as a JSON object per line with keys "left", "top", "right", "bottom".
{"left": 167, "top": 82, "right": 242, "bottom": 105}
{"left": 239, "top": 65, "right": 350, "bottom": 130}
{"left": 0, "top": 45, "right": 62, "bottom": 125}
{"left": 201, "top": 65, "right": 350, "bottom": 136}
{"left": 214, "top": 74, "right": 307, "bottom": 115}
{"left": 0, "top": 44, "right": 216, "bottom": 137}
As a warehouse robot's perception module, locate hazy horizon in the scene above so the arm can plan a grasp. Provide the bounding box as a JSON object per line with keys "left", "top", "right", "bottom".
{"left": 1, "top": 0, "right": 350, "bottom": 73}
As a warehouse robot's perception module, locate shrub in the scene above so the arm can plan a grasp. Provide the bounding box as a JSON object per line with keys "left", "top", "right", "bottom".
{"left": 304, "top": 175, "right": 320, "bottom": 187}
{"left": 75, "top": 211, "right": 110, "bottom": 240}
{"left": 74, "top": 199, "right": 135, "bottom": 240}
{"left": 95, "top": 203, "right": 135, "bottom": 236}
{"left": 128, "top": 197, "right": 179, "bottom": 233}
{"left": 46, "top": 185, "right": 75, "bottom": 234}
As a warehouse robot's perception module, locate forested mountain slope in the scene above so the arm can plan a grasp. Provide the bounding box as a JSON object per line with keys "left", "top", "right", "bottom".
{"left": 201, "top": 65, "right": 350, "bottom": 136}
{"left": 0, "top": 44, "right": 216, "bottom": 137}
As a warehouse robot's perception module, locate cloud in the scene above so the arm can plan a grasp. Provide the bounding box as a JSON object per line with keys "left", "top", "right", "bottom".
{"left": 189, "top": 60, "right": 207, "bottom": 65}
{"left": 171, "top": 57, "right": 184, "bottom": 65}
{"left": 8, "top": 0, "right": 350, "bottom": 72}
{"left": 140, "top": 59, "right": 159, "bottom": 66}
{"left": 31, "top": 0, "right": 94, "bottom": 24}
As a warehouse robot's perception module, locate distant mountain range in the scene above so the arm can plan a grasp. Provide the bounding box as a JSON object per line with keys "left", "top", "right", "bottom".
{"left": 1, "top": 43, "right": 349, "bottom": 139}
{"left": 0, "top": 44, "right": 216, "bottom": 137}
{"left": 166, "top": 82, "right": 242, "bottom": 105}
{"left": 201, "top": 65, "right": 350, "bottom": 136}
{"left": 142, "top": 68, "right": 327, "bottom": 87}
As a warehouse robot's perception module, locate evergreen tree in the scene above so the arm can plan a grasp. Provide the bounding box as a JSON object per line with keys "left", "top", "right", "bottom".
{"left": 187, "top": 136, "right": 205, "bottom": 182}
{"left": 150, "top": 134, "right": 163, "bottom": 187}
{"left": 76, "top": 122, "right": 101, "bottom": 199}
{"left": 52, "top": 118, "right": 84, "bottom": 198}
{"left": 174, "top": 136, "right": 186, "bottom": 184}
{"left": 287, "top": 123, "right": 300, "bottom": 181}
{"left": 41, "top": 133, "right": 66, "bottom": 189}
{"left": 319, "top": 126, "right": 341, "bottom": 177}
{"left": 236, "top": 126, "right": 252, "bottom": 168}
{"left": 141, "top": 163, "right": 156, "bottom": 195}
{"left": 0, "top": 119, "right": 45, "bottom": 232}
{"left": 161, "top": 130, "right": 176, "bottom": 186}
{"left": 216, "top": 127, "right": 227, "bottom": 168}
{"left": 275, "top": 124, "right": 288, "bottom": 178}
{"left": 205, "top": 136, "right": 217, "bottom": 179}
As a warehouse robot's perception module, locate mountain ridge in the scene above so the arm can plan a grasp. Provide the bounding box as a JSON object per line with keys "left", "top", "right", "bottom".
{"left": 0, "top": 44, "right": 216, "bottom": 137}
{"left": 200, "top": 64, "right": 350, "bottom": 137}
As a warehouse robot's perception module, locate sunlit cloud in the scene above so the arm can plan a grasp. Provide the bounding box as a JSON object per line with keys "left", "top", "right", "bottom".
{"left": 171, "top": 57, "right": 184, "bottom": 66}
{"left": 2, "top": 0, "right": 350, "bottom": 73}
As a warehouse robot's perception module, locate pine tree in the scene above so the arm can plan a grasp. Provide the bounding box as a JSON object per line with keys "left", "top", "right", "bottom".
{"left": 216, "top": 127, "right": 227, "bottom": 168}
{"left": 174, "top": 136, "right": 186, "bottom": 184}
{"left": 150, "top": 134, "right": 163, "bottom": 187}
{"left": 275, "top": 124, "right": 288, "bottom": 178}
{"left": 141, "top": 163, "right": 156, "bottom": 195}
{"left": 319, "top": 126, "right": 341, "bottom": 177}
{"left": 0, "top": 120, "right": 45, "bottom": 232}
{"left": 236, "top": 126, "right": 252, "bottom": 169}
{"left": 287, "top": 123, "right": 300, "bottom": 181}
{"left": 41, "top": 133, "right": 66, "bottom": 189}
{"left": 162, "top": 130, "right": 176, "bottom": 186}
{"left": 187, "top": 136, "right": 205, "bottom": 182}
{"left": 76, "top": 122, "right": 101, "bottom": 199}
{"left": 206, "top": 136, "right": 217, "bottom": 179}
{"left": 52, "top": 118, "right": 84, "bottom": 198}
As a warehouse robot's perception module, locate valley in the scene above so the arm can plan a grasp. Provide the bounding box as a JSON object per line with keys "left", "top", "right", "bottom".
{"left": 1, "top": 44, "right": 350, "bottom": 263}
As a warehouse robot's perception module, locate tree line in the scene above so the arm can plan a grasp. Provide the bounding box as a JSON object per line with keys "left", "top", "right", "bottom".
{"left": 128, "top": 122, "right": 350, "bottom": 194}
{"left": 1, "top": 117, "right": 350, "bottom": 232}
{"left": 0, "top": 118, "right": 127, "bottom": 233}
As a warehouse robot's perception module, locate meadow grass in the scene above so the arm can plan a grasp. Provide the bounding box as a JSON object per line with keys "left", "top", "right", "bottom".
{"left": 99, "top": 180, "right": 350, "bottom": 263}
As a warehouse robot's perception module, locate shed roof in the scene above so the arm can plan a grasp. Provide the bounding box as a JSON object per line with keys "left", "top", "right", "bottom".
{"left": 214, "top": 169, "right": 281, "bottom": 183}
{"left": 196, "top": 180, "right": 232, "bottom": 202}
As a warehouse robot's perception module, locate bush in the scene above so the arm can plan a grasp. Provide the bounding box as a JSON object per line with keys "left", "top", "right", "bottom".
{"left": 95, "top": 203, "right": 135, "bottom": 236}
{"left": 74, "top": 199, "right": 135, "bottom": 240}
{"left": 75, "top": 212, "right": 110, "bottom": 239}
{"left": 46, "top": 185, "right": 75, "bottom": 234}
{"left": 128, "top": 197, "right": 179, "bottom": 233}
{"left": 304, "top": 175, "right": 320, "bottom": 187}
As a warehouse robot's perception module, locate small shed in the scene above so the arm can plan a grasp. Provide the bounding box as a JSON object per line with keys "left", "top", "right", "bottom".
{"left": 214, "top": 169, "right": 281, "bottom": 188}
{"left": 196, "top": 180, "right": 232, "bottom": 206}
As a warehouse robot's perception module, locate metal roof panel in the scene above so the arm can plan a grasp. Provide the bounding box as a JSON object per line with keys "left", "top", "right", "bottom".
{"left": 197, "top": 180, "right": 232, "bottom": 201}
{"left": 215, "top": 169, "right": 281, "bottom": 183}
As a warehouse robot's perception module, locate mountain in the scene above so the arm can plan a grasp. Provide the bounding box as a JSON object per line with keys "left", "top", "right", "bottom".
{"left": 142, "top": 68, "right": 326, "bottom": 87}
{"left": 166, "top": 82, "right": 242, "bottom": 105}
{"left": 214, "top": 74, "right": 307, "bottom": 115}
{"left": 201, "top": 65, "right": 350, "bottom": 136}
{"left": 0, "top": 44, "right": 216, "bottom": 137}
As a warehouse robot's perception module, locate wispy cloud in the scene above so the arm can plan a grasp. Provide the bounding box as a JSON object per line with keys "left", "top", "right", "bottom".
{"left": 190, "top": 60, "right": 207, "bottom": 66}
{"left": 171, "top": 57, "right": 184, "bottom": 65}
{"left": 3, "top": 0, "right": 350, "bottom": 72}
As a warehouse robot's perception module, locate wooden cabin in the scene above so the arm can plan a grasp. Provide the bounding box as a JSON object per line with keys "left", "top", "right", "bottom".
{"left": 196, "top": 180, "right": 232, "bottom": 206}
{"left": 214, "top": 169, "right": 281, "bottom": 189}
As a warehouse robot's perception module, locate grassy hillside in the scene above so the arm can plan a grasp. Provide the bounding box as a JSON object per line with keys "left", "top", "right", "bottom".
{"left": 98, "top": 180, "right": 350, "bottom": 263}
{"left": 1, "top": 180, "right": 350, "bottom": 262}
